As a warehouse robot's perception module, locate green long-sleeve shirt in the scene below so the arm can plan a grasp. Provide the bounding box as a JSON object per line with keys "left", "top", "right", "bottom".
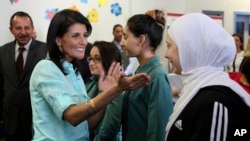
{"left": 123, "top": 56, "right": 173, "bottom": 141}
{"left": 86, "top": 76, "right": 123, "bottom": 141}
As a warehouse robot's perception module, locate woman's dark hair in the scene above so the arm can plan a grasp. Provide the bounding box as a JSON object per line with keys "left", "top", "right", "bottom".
{"left": 126, "top": 9, "right": 165, "bottom": 51}
{"left": 46, "top": 9, "right": 92, "bottom": 75}
{"left": 93, "top": 41, "right": 122, "bottom": 75}
{"left": 232, "top": 33, "right": 244, "bottom": 51}
{"left": 240, "top": 57, "right": 250, "bottom": 83}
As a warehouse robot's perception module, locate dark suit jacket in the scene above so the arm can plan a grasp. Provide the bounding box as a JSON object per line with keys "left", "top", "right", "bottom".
{"left": 0, "top": 39, "right": 46, "bottom": 138}
{"left": 111, "top": 41, "right": 129, "bottom": 71}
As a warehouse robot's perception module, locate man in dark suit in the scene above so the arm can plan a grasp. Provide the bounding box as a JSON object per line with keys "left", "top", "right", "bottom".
{"left": 0, "top": 11, "right": 46, "bottom": 141}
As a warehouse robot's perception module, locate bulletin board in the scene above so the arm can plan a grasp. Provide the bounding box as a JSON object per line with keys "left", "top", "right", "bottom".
{"left": 166, "top": 12, "right": 223, "bottom": 28}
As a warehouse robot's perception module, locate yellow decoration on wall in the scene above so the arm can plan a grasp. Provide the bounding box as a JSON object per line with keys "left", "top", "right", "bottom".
{"left": 87, "top": 9, "right": 99, "bottom": 23}
{"left": 97, "top": 0, "right": 108, "bottom": 7}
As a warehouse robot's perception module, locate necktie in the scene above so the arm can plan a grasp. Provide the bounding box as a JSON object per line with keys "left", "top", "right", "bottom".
{"left": 16, "top": 47, "right": 25, "bottom": 79}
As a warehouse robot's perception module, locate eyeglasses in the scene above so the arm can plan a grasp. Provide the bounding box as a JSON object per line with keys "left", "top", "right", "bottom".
{"left": 87, "top": 56, "right": 101, "bottom": 63}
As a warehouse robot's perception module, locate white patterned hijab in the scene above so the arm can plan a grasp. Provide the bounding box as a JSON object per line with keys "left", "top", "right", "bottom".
{"left": 166, "top": 13, "right": 250, "bottom": 138}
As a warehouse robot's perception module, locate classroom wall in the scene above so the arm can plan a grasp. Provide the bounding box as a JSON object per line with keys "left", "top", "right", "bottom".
{"left": 0, "top": 0, "right": 170, "bottom": 72}
{"left": 170, "top": 0, "right": 250, "bottom": 35}
{"left": 2, "top": 0, "right": 249, "bottom": 72}
{"left": 1, "top": 0, "right": 127, "bottom": 44}
{"left": 2, "top": 0, "right": 250, "bottom": 45}
{"left": 0, "top": 0, "right": 169, "bottom": 45}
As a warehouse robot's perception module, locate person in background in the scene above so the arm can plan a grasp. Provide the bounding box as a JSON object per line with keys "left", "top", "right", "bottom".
{"left": 237, "top": 57, "right": 250, "bottom": 94}
{"left": 165, "top": 13, "right": 250, "bottom": 141}
{"left": 226, "top": 33, "right": 244, "bottom": 72}
{"left": 112, "top": 24, "right": 137, "bottom": 76}
{"left": 121, "top": 9, "right": 173, "bottom": 141}
{"left": 229, "top": 37, "right": 250, "bottom": 94}
{"left": 29, "top": 9, "right": 150, "bottom": 141}
{"left": 0, "top": 11, "right": 46, "bottom": 141}
{"left": 86, "top": 41, "right": 123, "bottom": 141}
{"left": 0, "top": 81, "right": 3, "bottom": 141}
{"left": 240, "top": 38, "right": 250, "bottom": 93}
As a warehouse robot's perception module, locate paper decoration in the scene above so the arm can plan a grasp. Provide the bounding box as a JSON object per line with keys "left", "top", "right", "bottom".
{"left": 10, "top": 0, "right": 18, "bottom": 4}
{"left": 45, "top": 8, "right": 58, "bottom": 20}
{"left": 97, "top": 0, "right": 108, "bottom": 7}
{"left": 111, "top": 3, "right": 122, "bottom": 16}
{"left": 80, "top": 0, "right": 88, "bottom": 4}
{"left": 87, "top": 8, "right": 99, "bottom": 22}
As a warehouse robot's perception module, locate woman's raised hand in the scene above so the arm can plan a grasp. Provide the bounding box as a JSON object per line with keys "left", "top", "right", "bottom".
{"left": 97, "top": 62, "right": 151, "bottom": 92}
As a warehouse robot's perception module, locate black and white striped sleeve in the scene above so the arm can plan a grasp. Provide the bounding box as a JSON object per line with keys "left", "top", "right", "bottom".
{"left": 209, "top": 101, "right": 228, "bottom": 141}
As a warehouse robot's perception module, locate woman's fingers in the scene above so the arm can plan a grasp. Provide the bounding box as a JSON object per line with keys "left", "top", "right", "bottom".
{"left": 96, "top": 63, "right": 105, "bottom": 81}
{"left": 105, "top": 62, "right": 121, "bottom": 81}
{"left": 129, "top": 74, "right": 150, "bottom": 89}
{"left": 112, "top": 62, "right": 121, "bottom": 79}
{"left": 107, "top": 62, "right": 116, "bottom": 77}
{"left": 119, "top": 73, "right": 150, "bottom": 90}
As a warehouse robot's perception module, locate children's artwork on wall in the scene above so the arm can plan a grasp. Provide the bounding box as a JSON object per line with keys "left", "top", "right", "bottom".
{"left": 111, "top": 3, "right": 122, "bottom": 16}
{"left": 42, "top": 2, "right": 122, "bottom": 22}
{"left": 1, "top": 0, "right": 129, "bottom": 43}
{"left": 2, "top": 0, "right": 168, "bottom": 75}
{"left": 80, "top": 0, "right": 88, "bottom": 4}
{"left": 10, "top": 0, "right": 19, "bottom": 4}
{"left": 97, "top": 0, "right": 108, "bottom": 7}
{"left": 87, "top": 8, "right": 99, "bottom": 23}
{"left": 45, "top": 9, "right": 58, "bottom": 21}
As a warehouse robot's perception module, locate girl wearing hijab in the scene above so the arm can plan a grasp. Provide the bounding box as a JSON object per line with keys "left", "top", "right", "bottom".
{"left": 165, "top": 13, "right": 250, "bottom": 141}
